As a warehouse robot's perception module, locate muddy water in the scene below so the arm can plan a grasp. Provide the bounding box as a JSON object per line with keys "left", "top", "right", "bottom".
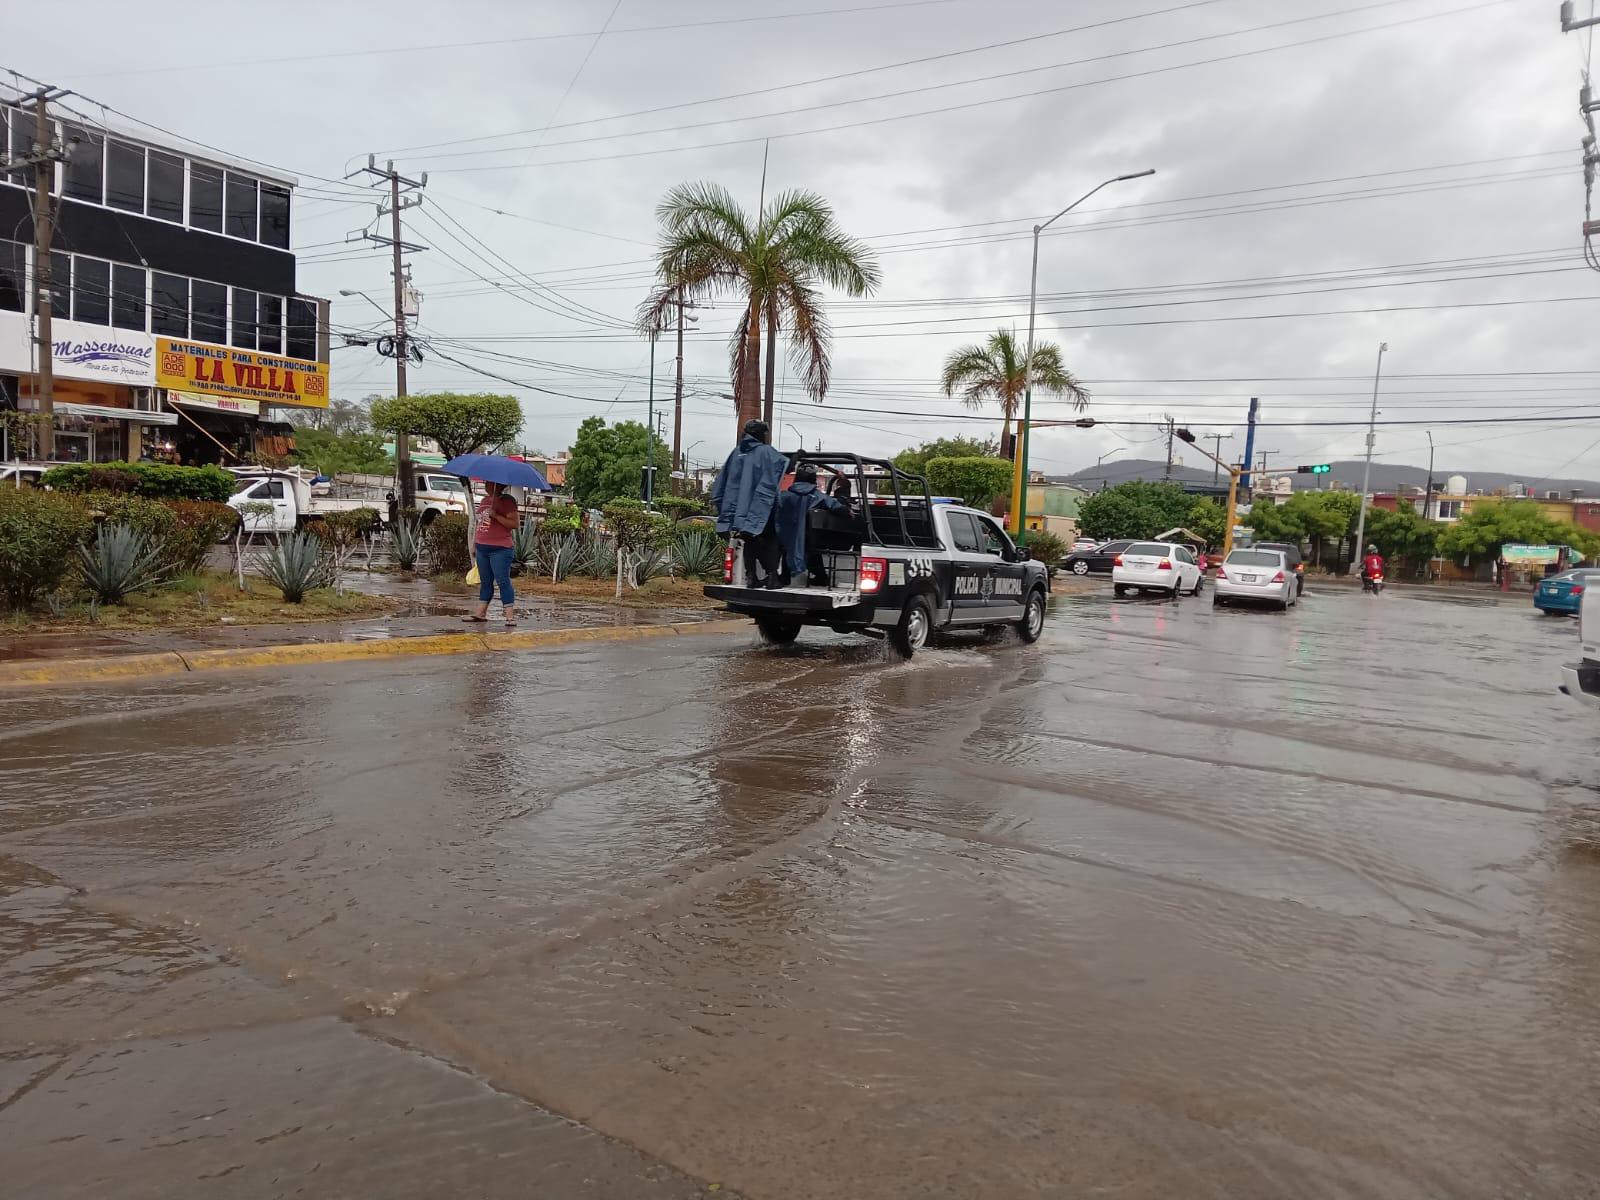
{"left": 3, "top": 586, "right": 1599, "bottom": 1198}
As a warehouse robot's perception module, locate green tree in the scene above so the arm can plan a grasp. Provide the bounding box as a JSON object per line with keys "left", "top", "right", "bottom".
{"left": 1435, "top": 499, "right": 1600, "bottom": 562}
{"left": 1185, "top": 497, "right": 1226, "bottom": 549}
{"left": 567, "top": 417, "right": 673, "bottom": 508}
{"left": 639, "top": 182, "right": 881, "bottom": 431}
{"left": 1076, "top": 481, "right": 1195, "bottom": 541}
{"left": 926, "top": 456, "right": 1014, "bottom": 508}
{"left": 893, "top": 435, "right": 999, "bottom": 478}
{"left": 940, "top": 328, "right": 1089, "bottom": 453}
{"left": 1364, "top": 504, "right": 1440, "bottom": 567}
{"left": 369, "top": 392, "right": 524, "bottom": 461}
{"left": 292, "top": 426, "right": 393, "bottom": 476}
{"left": 1248, "top": 491, "right": 1361, "bottom": 565}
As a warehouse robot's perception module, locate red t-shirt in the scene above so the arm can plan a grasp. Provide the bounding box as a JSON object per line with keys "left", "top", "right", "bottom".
{"left": 475, "top": 494, "right": 517, "bottom": 548}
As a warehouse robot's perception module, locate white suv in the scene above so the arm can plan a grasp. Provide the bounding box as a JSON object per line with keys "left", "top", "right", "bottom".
{"left": 1559, "top": 583, "right": 1600, "bottom": 708}
{"left": 1112, "top": 541, "right": 1203, "bottom": 599}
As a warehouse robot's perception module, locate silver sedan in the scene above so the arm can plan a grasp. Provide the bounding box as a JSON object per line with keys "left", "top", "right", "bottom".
{"left": 1213, "top": 549, "right": 1297, "bottom": 610}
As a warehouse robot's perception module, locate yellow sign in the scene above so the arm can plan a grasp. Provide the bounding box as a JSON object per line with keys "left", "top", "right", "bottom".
{"left": 155, "top": 338, "right": 329, "bottom": 409}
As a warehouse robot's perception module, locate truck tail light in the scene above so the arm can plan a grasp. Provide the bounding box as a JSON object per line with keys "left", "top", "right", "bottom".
{"left": 723, "top": 543, "right": 735, "bottom": 583}
{"left": 1113, "top": 554, "right": 1123, "bottom": 567}
{"left": 1271, "top": 570, "right": 1286, "bottom": 583}
{"left": 860, "top": 557, "right": 888, "bottom": 593}
{"left": 1158, "top": 559, "right": 1172, "bottom": 570}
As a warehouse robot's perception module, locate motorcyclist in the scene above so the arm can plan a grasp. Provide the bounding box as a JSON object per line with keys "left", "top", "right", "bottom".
{"left": 1361, "top": 544, "right": 1385, "bottom": 591}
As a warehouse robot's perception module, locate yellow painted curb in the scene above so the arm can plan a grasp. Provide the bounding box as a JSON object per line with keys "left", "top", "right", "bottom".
{"left": 0, "top": 619, "right": 749, "bottom": 689}
{"left": 0, "top": 650, "right": 191, "bottom": 688}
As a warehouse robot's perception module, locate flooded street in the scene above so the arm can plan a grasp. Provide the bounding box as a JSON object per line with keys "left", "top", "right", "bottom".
{"left": 3, "top": 585, "right": 1599, "bottom": 1198}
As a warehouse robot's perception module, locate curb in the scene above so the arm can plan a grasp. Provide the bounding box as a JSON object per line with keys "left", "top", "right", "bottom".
{"left": 0, "top": 619, "right": 746, "bottom": 689}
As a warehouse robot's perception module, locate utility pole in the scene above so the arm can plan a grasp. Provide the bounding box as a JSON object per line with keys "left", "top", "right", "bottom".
{"left": 1240, "top": 397, "right": 1260, "bottom": 497}
{"left": 353, "top": 157, "right": 426, "bottom": 511}
{"left": 0, "top": 87, "right": 71, "bottom": 460}
{"left": 1421, "top": 430, "right": 1435, "bottom": 520}
{"left": 1352, "top": 341, "right": 1388, "bottom": 565}
{"left": 1163, "top": 415, "right": 1176, "bottom": 480}
{"left": 1204, "top": 433, "right": 1232, "bottom": 484}
{"left": 646, "top": 331, "right": 657, "bottom": 504}
{"left": 672, "top": 296, "right": 697, "bottom": 472}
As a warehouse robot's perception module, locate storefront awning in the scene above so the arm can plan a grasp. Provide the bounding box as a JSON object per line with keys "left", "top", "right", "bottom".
{"left": 167, "top": 391, "right": 261, "bottom": 417}
{"left": 56, "top": 402, "right": 177, "bottom": 426}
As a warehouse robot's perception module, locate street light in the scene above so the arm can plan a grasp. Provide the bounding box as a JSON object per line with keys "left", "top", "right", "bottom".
{"left": 784, "top": 423, "right": 805, "bottom": 450}
{"left": 1012, "top": 169, "right": 1155, "bottom": 537}
{"left": 338, "top": 288, "right": 392, "bottom": 321}
{"left": 1096, "top": 447, "right": 1125, "bottom": 468}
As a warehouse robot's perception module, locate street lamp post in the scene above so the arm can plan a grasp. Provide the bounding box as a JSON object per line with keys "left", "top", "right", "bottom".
{"left": 646, "top": 332, "right": 658, "bottom": 504}
{"left": 1096, "top": 447, "right": 1124, "bottom": 468}
{"left": 1012, "top": 169, "right": 1155, "bottom": 537}
{"left": 1351, "top": 341, "right": 1388, "bottom": 567}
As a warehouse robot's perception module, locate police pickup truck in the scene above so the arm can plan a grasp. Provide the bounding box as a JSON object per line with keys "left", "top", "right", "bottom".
{"left": 704, "top": 452, "right": 1050, "bottom": 657}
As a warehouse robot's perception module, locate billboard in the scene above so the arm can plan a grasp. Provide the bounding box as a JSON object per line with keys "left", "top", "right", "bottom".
{"left": 0, "top": 311, "right": 155, "bottom": 385}
{"left": 155, "top": 337, "right": 329, "bottom": 409}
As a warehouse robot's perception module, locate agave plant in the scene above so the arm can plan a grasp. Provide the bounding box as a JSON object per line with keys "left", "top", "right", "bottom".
{"left": 78, "top": 522, "right": 169, "bottom": 604}
{"left": 512, "top": 518, "right": 540, "bottom": 569}
{"left": 631, "top": 545, "right": 671, "bottom": 587}
{"left": 578, "top": 532, "right": 617, "bottom": 580}
{"left": 390, "top": 516, "right": 423, "bottom": 571}
{"left": 671, "top": 527, "right": 724, "bottom": 581}
{"left": 256, "top": 530, "right": 327, "bottom": 603}
{"left": 549, "top": 533, "right": 581, "bottom": 582}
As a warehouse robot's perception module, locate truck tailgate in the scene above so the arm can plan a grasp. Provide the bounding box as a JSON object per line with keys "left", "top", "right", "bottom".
{"left": 704, "top": 584, "right": 861, "bottom": 610}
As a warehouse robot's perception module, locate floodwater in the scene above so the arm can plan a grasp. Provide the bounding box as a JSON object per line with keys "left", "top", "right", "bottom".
{"left": 3, "top": 584, "right": 1598, "bottom": 1198}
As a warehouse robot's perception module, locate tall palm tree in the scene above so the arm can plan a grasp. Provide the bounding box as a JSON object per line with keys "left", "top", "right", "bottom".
{"left": 639, "top": 181, "right": 881, "bottom": 432}
{"left": 940, "top": 328, "right": 1090, "bottom": 456}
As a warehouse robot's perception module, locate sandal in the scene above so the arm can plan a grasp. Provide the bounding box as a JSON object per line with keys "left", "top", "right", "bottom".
{"left": 461, "top": 614, "right": 488, "bottom": 623}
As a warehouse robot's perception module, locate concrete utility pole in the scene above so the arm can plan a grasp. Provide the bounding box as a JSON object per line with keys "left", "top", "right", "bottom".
{"left": 1163, "top": 415, "right": 1176, "bottom": 480}
{"left": 1421, "top": 430, "right": 1435, "bottom": 520}
{"left": 1204, "top": 433, "right": 1232, "bottom": 484}
{"left": 353, "top": 157, "right": 426, "bottom": 510}
{"left": 672, "top": 296, "right": 697, "bottom": 472}
{"left": 0, "top": 87, "right": 71, "bottom": 460}
{"left": 1352, "top": 341, "right": 1388, "bottom": 563}
{"left": 646, "top": 331, "right": 657, "bottom": 504}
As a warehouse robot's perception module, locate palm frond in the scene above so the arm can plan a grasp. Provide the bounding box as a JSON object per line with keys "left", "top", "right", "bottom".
{"left": 777, "top": 278, "right": 832, "bottom": 399}
{"left": 941, "top": 346, "right": 1002, "bottom": 411}
{"left": 657, "top": 181, "right": 753, "bottom": 245}
{"left": 1025, "top": 343, "right": 1092, "bottom": 411}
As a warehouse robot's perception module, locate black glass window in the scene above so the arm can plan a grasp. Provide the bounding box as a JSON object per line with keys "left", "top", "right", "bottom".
{"left": 257, "top": 294, "right": 283, "bottom": 354}
{"left": 63, "top": 125, "right": 104, "bottom": 204}
{"left": 286, "top": 296, "right": 318, "bottom": 361}
{"left": 225, "top": 173, "right": 257, "bottom": 240}
{"left": 192, "top": 280, "right": 227, "bottom": 343}
{"left": 190, "top": 163, "right": 222, "bottom": 233}
{"left": 231, "top": 289, "right": 257, "bottom": 349}
{"left": 112, "top": 264, "right": 146, "bottom": 331}
{"left": 106, "top": 140, "right": 144, "bottom": 212}
{"left": 73, "top": 258, "right": 109, "bottom": 325}
{"left": 0, "top": 242, "right": 23, "bottom": 312}
{"left": 151, "top": 273, "right": 188, "bottom": 338}
{"left": 49, "top": 251, "right": 70, "bottom": 318}
{"left": 260, "top": 184, "right": 290, "bottom": 249}
{"left": 5, "top": 106, "right": 29, "bottom": 187}
{"left": 147, "top": 150, "right": 183, "bottom": 222}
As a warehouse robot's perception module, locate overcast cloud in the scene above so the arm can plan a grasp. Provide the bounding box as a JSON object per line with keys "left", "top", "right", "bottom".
{"left": 12, "top": 0, "right": 1596, "bottom": 484}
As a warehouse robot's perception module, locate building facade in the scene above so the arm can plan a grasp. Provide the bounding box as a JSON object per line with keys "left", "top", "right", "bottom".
{"left": 0, "top": 95, "right": 328, "bottom": 467}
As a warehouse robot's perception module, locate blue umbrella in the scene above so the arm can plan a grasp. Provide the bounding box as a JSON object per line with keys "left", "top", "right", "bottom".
{"left": 440, "top": 453, "right": 552, "bottom": 491}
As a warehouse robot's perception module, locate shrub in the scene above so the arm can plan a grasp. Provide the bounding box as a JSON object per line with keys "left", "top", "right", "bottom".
{"left": 512, "top": 517, "right": 540, "bottom": 568}
{"left": 671, "top": 527, "right": 724, "bottom": 580}
{"left": 316, "top": 507, "right": 380, "bottom": 548}
{"left": 80, "top": 492, "right": 179, "bottom": 547}
{"left": 391, "top": 515, "right": 423, "bottom": 571}
{"left": 0, "top": 489, "right": 93, "bottom": 609}
{"left": 657, "top": 495, "right": 707, "bottom": 520}
{"left": 163, "top": 501, "right": 238, "bottom": 574}
{"left": 424, "top": 512, "right": 472, "bottom": 577}
{"left": 1021, "top": 530, "right": 1067, "bottom": 565}
{"left": 256, "top": 531, "right": 326, "bottom": 603}
{"left": 41, "top": 461, "right": 234, "bottom": 502}
{"left": 548, "top": 532, "right": 581, "bottom": 582}
{"left": 541, "top": 505, "right": 582, "bottom": 536}
{"left": 78, "top": 522, "right": 169, "bottom": 604}
{"left": 577, "top": 531, "right": 617, "bottom": 579}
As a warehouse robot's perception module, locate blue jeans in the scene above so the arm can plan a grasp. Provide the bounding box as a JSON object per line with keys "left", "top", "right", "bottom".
{"left": 476, "top": 544, "right": 515, "bottom": 607}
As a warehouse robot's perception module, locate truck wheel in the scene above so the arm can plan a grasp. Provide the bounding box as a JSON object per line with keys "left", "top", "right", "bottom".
{"left": 889, "top": 595, "right": 931, "bottom": 658}
{"left": 754, "top": 613, "right": 802, "bottom": 645}
{"left": 1017, "top": 588, "right": 1046, "bottom": 643}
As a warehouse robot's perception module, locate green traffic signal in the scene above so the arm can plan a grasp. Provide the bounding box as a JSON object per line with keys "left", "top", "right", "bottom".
{"left": 1297, "top": 463, "right": 1331, "bottom": 474}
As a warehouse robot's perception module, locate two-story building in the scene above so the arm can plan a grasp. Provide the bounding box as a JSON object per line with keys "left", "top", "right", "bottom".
{"left": 0, "top": 94, "right": 328, "bottom": 468}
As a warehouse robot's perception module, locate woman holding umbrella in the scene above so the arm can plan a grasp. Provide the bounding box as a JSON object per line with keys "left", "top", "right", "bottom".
{"left": 443, "top": 453, "right": 553, "bottom": 628}
{"left": 466, "top": 481, "right": 521, "bottom": 626}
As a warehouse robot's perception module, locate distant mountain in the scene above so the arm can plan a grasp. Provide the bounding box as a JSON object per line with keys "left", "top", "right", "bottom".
{"left": 1049, "top": 458, "right": 1600, "bottom": 498}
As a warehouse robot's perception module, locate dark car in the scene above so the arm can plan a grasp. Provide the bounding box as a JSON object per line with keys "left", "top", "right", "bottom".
{"left": 1061, "top": 539, "right": 1135, "bottom": 576}
{"left": 1252, "top": 542, "right": 1305, "bottom": 595}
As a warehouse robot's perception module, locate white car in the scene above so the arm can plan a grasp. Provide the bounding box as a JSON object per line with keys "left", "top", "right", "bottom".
{"left": 1112, "top": 541, "right": 1203, "bottom": 598}
{"left": 1213, "top": 548, "right": 1297, "bottom": 610}
{"left": 1559, "top": 579, "right": 1600, "bottom": 708}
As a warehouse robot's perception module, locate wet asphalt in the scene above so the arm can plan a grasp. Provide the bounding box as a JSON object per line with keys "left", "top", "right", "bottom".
{"left": 2, "top": 581, "right": 1598, "bottom": 1199}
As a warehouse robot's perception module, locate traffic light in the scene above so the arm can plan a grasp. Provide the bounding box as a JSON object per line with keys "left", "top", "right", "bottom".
{"left": 1297, "top": 463, "right": 1331, "bottom": 474}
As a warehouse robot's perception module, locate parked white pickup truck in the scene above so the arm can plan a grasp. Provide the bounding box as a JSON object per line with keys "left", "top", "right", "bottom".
{"left": 329, "top": 471, "right": 473, "bottom": 526}
{"left": 1559, "top": 583, "right": 1600, "bottom": 708}
{"left": 227, "top": 467, "right": 386, "bottom": 535}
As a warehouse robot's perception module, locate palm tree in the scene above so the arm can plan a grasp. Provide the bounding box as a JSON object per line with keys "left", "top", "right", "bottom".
{"left": 940, "top": 329, "right": 1090, "bottom": 456}
{"left": 639, "top": 181, "right": 881, "bottom": 432}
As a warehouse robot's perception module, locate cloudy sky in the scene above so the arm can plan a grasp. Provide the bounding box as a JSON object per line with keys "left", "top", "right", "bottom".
{"left": 13, "top": 0, "right": 1598, "bottom": 484}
